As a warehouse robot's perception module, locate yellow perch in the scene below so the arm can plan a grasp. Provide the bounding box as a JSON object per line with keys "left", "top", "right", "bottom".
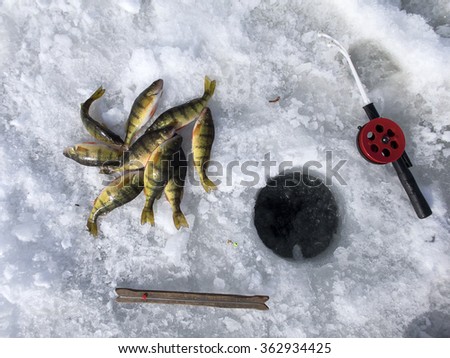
{"left": 124, "top": 79, "right": 164, "bottom": 148}
{"left": 63, "top": 142, "right": 123, "bottom": 167}
{"left": 104, "top": 126, "right": 175, "bottom": 174}
{"left": 141, "top": 135, "right": 183, "bottom": 226}
{"left": 80, "top": 87, "right": 124, "bottom": 146}
{"left": 148, "top": 76, "right": 216, "bottom": 132}
{"left": 87, "top": 170, "right": 144, "bottom": 237}
{"left": 164, "top": 149, "right": 188, "bottom": 229}
{"left": 192, "top": 107, "right": 216, "bottom": 192}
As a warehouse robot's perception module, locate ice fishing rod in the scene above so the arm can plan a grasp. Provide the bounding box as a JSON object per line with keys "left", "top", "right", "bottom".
{"left": 318, "top": 34, "right": 432, "bottom": 219}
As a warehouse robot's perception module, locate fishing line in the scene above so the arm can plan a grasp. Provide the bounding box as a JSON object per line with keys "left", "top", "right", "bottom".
{"left": 318, "top": 33, "right": 371, "bottom": 106}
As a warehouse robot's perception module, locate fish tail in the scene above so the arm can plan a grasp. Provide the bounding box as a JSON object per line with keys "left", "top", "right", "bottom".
{"left": 201, "top": 176, "right": 217, "bottom": 193}
{"left": 81, "top": 87, "right": 105, "bottom": 109}
{"left": 202, "top": 76, "right": 216, "bottom": 101}
{"left": 173, "top": 211, "right": 189, "bottom": 230}
{"left": 86, "top": 219, "right": 98, "bottom": 237}
{"left": 91, "top": 86, "right": 105, "bottom": 100}
{"left": 141, "top": 207, "right": 155, "bottom": 226}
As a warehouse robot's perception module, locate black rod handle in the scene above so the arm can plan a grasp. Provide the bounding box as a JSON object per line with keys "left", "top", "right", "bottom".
{"left": 392, "top": 157, "right": 432, "bottom": 219}
{"left": 363, "top": 102, "right": 380, "bottom": 120}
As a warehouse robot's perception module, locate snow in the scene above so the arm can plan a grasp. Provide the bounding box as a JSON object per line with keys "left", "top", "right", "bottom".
{"left": 0, "top": 0, "right": 449, "bottom": 338}
{"left": 117, "top": 0, "right": 141, "bottom": 15}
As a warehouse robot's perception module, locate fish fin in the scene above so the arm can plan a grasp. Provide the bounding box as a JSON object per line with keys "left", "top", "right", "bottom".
{"left": 192, "top": 116, "right": 202, "bottom": 138}
{"left": 201, "top": 176, "right": 217, "bottom": 193}
{"left": 87, "top": 219, "right": 98, "bottom": 237}
{"left": 140, "top": 208, "right": 155, "bottom": 226}
{"left": 141, "top": 199, "right": 155, "bottom": 226}
{"left": 150, "top": 104, "right": 158, "bottom": 118}
{"left": 173, "top": 211, "right": 189, "bottom": 230}
{"left": 202, "top": 76, "right": 216, "bottom": 101}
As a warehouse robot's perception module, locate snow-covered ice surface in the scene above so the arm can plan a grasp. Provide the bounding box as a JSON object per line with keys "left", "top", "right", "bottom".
{"left": 0, "top": 0, "right": 449, "bottom": 337}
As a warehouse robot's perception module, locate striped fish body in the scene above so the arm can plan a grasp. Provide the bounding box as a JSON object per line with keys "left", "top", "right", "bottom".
{"left": 141, "top": 135, "right": 183, "bottom": 225}
{"left": 80, "top": 87, "right": 124, "bottom": 146}
{"left": 164, "top": 149, "right": 189, "bottom": 229}
{"left": 109, "top": 126, "right": 175, "bottom": 174}
{"left": 87, "top": 170, "right": 144, "bottom": 236}
{"left": 148, "top": 76, "right": 216, "bottom": 132}
{"left": 192, "top": 107, "right": 216, "bottom": 192}
{"left": 63, "top": 142, "right": 122, "bottom": 167}
{"left": 124, "top": 79, "right": 164, "bottom": 148}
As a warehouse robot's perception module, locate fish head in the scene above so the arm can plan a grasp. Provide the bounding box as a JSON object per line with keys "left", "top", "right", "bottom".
{"left": 161, "top": 134, "right": 183, "bottom": 155}
{"left": 146, "top": 79, "right": 164, "bottom": 97}
{"left": 63, "top": 146, "right": 76, "bottom": 159}
{"left": 145, "top": 124, "right": 175, "bottom": 138}
{"left": 150, "top": 79, "right": 164, "bottom": 93}
{"left": 158, "top": 125, "right": 176, "bottom": 139}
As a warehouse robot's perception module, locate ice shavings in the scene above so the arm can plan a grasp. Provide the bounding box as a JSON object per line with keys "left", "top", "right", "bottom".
{"left": 0, "top": 0, "right": 448, "bottom": 338}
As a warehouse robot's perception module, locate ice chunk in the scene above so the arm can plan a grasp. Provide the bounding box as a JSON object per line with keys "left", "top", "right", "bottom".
{"left": 12, "top": 223, "right": 40, "bottom": 242}
{"left": 117, "top": 0, "right": 141, "bottom": 14}
{"left": 61, "top": 236, "right": 72, "bottom": 249}
{"left": 162, "top": 231, "right": 189, "bottom": 263}
{"left": 3, "top": 265, "right": 17, "bottom": 281}
{"left": 223, "top": 317, "right": 240, "bottom": 332}
{"left": 33, "top": 273, "right": 51, "bottom": 289}
{"left": 213, "top": 277, "right": 226, "bottom": 290}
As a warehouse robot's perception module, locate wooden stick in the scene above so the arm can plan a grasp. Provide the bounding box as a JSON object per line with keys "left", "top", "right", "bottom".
{"left": 115, "top": 288, "right": 269, "bottom": 311}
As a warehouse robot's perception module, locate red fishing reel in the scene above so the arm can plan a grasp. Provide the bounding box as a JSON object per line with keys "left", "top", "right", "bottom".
{"left": 357, "top": 117, "right": 406, "bottom": 164}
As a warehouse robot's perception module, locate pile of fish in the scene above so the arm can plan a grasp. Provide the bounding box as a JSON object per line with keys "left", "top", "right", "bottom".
{"left": 63, "top": 76, "right": 217, "bottom": 236}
